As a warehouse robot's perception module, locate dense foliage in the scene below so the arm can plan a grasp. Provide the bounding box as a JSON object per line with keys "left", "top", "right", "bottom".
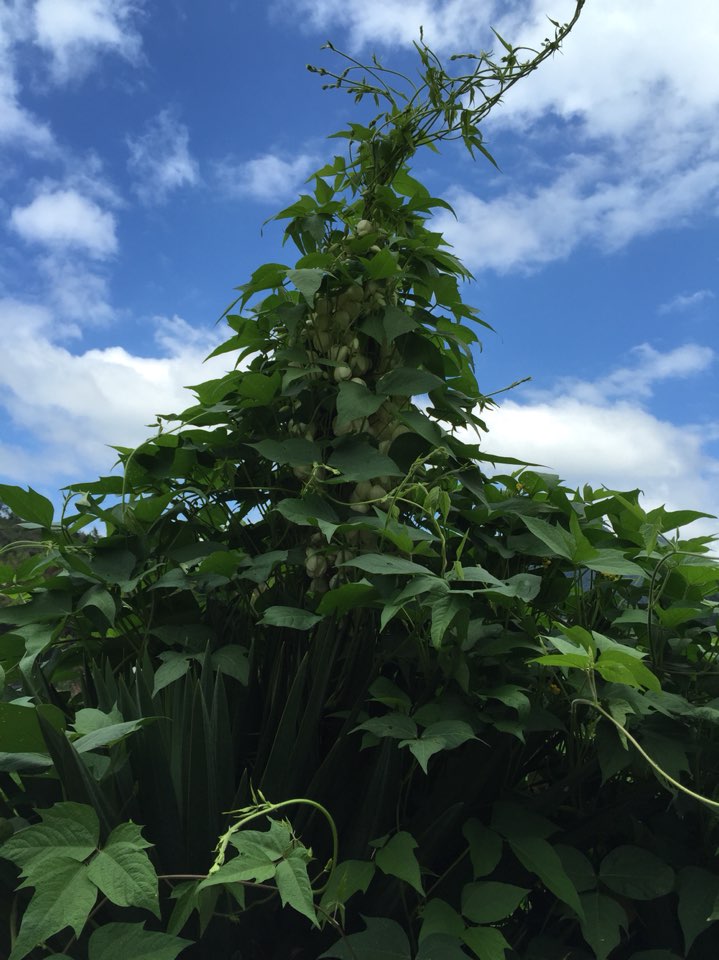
{"left": 1, "top": 4, "right": 719, "bottom": 958}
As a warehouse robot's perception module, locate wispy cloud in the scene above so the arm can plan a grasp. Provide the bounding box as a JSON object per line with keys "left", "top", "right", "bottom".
{"left": 33, "top": 0, "right": 144, "bottom": 83}
{"left": 0, "top": 298, "right": 228, "bottom": 488}
{"left": 477, "top": 342, "right": 719, "bottom": 535}
{"left": 127, "top": 108, "right": 200, "bottom": 205}
{"left": 658, "top": 289, "right": 715, "bottom": 315}
{"left": 215, "top": 152, "right": 317, "bottom": 202}
{"left": 434, "top": 154, "right": 719, "bottom": 273}
{"left": 9, "top": 188, "right": 118, "bottom": 258}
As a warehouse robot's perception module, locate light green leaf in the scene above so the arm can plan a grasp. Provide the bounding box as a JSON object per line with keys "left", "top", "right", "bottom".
{"left": 400, "top": 721, "right": 475, "bottom": 773}
{"left": 579, "top": 892, "right": 627, "bottom": 960}
{"left": 287, "top": 267, "right": 327, "bottom": 303}
{"left": 582, "top": 551, "right": 645, "bottom": 577}
{"left": 599, "top": 846, "right": 674, "bottom": 900}
{"left": 677, "top": 867, "right": 719, "bottom": 953}
{"left": 461, "top": 881, "right": 530, "bottom": 924}
{"left": 259, "top": 606, "right": 323, "bottom": 630}
{"left": 275, "top": 852, "right": 319, "bottom": 926}
{"left": 10, "top": 859, "right": 97, "bottom": 960}
{"left": 73, "top": 719, "right": 150, "bottom": 754}
{"left": 89, "top": 922, "right": 192, "bottom": 960}
{"left": 376, "top": 832, "right": 424, "bottom": 894}
{"left": 318, "top": 916, "right": 411, "bottom": 959}
{"left": 72, "top": 707, "right": 122, "bottom": 736}
{"left": 87, "top": 822, "right": 159, "bottom": 917}
{"left": 462, "top": 924, "right": 510, "bottom": 960}
{"left": 462, "top": 820, "right": 503, "bottom": 879}
{"left": 596, "top": 650, "right": 660, "bottom": 692}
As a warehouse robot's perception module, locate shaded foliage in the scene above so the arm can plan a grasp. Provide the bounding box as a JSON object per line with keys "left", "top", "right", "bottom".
{"left": 1, "top": 4, "right": 719, "bottom": 959}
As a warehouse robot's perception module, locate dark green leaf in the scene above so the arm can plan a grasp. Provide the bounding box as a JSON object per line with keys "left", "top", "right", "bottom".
{"left": 579, "top": 892, "right": 627, "bottom": 960}
{"left": 319, "top": 916, "right": 411, "bottom": 959}
{"left": 599, "top": 846, "right": 674, "bottom": 900}
{"left": 461, "top": 881, "right": 530, "bottom": 924}
{"left": 89, "top": 923, "right": 192, "bottom": 960}
{"left": 0, "top": 484, "right": 54, "bottom": 528}
{"left": 375, "top": 832, "right": 423, "bottom": 894}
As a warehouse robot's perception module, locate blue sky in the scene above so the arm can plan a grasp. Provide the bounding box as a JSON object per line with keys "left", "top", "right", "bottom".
{"left": 0, "top": 0, "right": 717, "bottom": 534}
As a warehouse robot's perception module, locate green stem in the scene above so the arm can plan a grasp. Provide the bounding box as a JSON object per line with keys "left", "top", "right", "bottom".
{"left": 573, "top": 698, "right": 719, "bottom": 812}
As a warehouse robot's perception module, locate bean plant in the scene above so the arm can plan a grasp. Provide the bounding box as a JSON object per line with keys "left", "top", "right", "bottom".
{"left": 1, "top": 2, "right": 719, "bottom": 958}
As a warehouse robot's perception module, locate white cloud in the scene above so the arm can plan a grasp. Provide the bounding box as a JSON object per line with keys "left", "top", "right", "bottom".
{"left": 9, "top": 188, "right": 118, "bottom": 257}
{"left": 277, "top": 0, "right": 498, "bottom": 50}
{"left": 477, "top": 342, "right": 719, "bottom": 536}
{"left": 658, "top": 290, "right": 715, "bottom": 315}
{"left": 0, "top": 298, "right": 229, "bottom": 487}
{"left": 127, "top": 109, "right": 199, "bottom": 205}
{"left": 291, "top": 0, "right": 719, "bottom": 272}
{"left": 0, "top": 2, "right": 54, "bottom": 150}
{"left": 33, "top": 0, "right": 143, "bottom": 82}
{"left": 434, "top": 152, "right": 719, "bottom": 273}
{"left": 216, "top": 152, "right": 317, "bottom": 202}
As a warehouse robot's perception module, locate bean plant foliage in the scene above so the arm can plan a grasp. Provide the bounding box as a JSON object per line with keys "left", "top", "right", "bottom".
{"left": 2, "top": 3, "right": 719, "bottom": 957}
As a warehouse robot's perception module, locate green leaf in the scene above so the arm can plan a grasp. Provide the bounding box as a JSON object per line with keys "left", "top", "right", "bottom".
{"left": 211, "top": 646, "right": 249, "bottom": 684}
{"left": 87, "top": 822, "right": 159, "bottom": 917}
{"left": 340, "top": 554, "right": 429, "bottom": 576}
{"left": 1, "top": 802, "right": 99, "bottom": 876}
{"left": 361, "top": 305, "right": 417, "bottom": 344}
{"left": 508, "top": 836, "right": 584, "bottom": 918}
{"left": 200, "top": 821, "right": 293, "bottom": 889}
{"left": 595, "top": 650, "right": 660, "bottom": 692}
{"left": 320, "top": 860, "right": 375, "bottom": 913}
{"left": 677, "top": 867, "right": 719, "bottom": 953}
{"left": 275, "top": 495, "right": 339, "bottom": 527}
{"left": 554, "top": 845, "right": 596, "bottom": 893}
{"left": 275, "top": 852, "right": 319, "bottom": 925}
{"left": 461, "top": 881, "right": 530, "bottom": 924}
{"left": 336, "top": 380, "right": 385, "bottom": 425}
{"left": 10, "top": 859, "right": 97, "bottom": 960}
{"left": 152, "top": 653, "right": 193, "bottom": 695}
{"left": 355, "top": 713, "right": 418, "bottom": 741}
{"left": 579, "top": 892, "right": 627, "bottom": 960}
{"left": 0, "top": 483, "right": 54, "bottom": 528}
{"left": 375, "top": 832, "right": 424, "bottom": 894}
{"left": 420, "top": 899, "right": 465, "bottom": 943}
{"left": 73, "top": 719, "right": 150, "bottom": 754}
{"left": 287, "top": 267, "right": 327, "bottom": 303}
{"left": 319, "top": 916, "right": 412, "bottom": 959}
{"left": 259, "top": 606, "right": 323, "bottom": 630}
{"left": 462, "top": 820, "right": 503, "bottom": 879}
{"left": 365, "top": 248, "right": 399, "bottom": 279}
{"left": 462, "top": 925, "right": 511, "bottom": 960}
{"left": 328, "top": 441, "right": 402, "bottom": 482}
{"left": 377, "top": 367, "right": 444, "bottom": 397}
{"left": 318, "top": 582, "right": 377, "bottom": 615}
{"left": 88, "top": 922, "right": 192, "bottom": 960}
{"left": 0, "top": 701, "right": 65, "bottom": 753}
{"left": 582, "top": 550, "right": 645, "bottom": 577}
{"left": 521, "top": 516, "right": 575, "bottom": 560}
{"left": 599, "top": 846, "right": 674, "bottom": 900}
{"left": 248, "top": 437, "right": 321, "bottom": 466}
{"left": 416, "top": 934, "right": 471, "bottom": 960}
{"left": 400, "top": 720, "right": 475, "bottom": 773}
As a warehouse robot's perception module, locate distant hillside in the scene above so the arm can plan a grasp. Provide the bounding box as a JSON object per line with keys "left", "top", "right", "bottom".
{"left": 0, "top": 504, "right": 45, "bottom": 573}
